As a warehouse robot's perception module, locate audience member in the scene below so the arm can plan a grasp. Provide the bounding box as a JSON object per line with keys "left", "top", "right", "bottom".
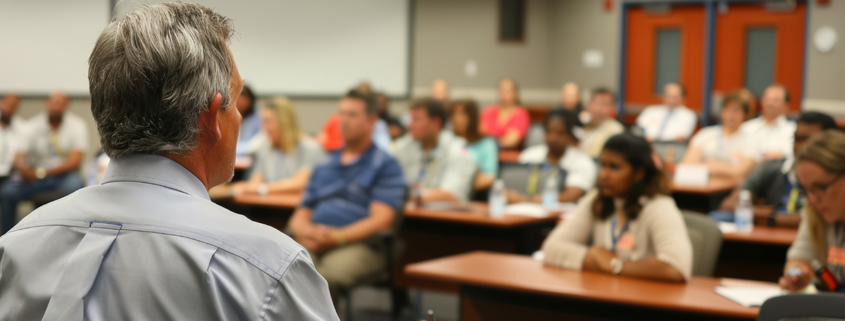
{"left": 431, "top": 79, "right": 449, "bottom": 106}
{"left": 0, "top": 94, "right": 25, "bottom": 182}
{"left": 741, "top": 84, "right": 796, "bottom": 160}
{"left": 557, "top": 82, "right": 583, "bottom": 114}
{"left": 481, "top": 78, "right": 529, "bottom": 149}
{"left": 780, "top": 130, "right": 845, "bottom": 292}
{"left": 319, "top": 91, "right": 391, "bottom": 152}
{"left": 236, "top": 84, "right": 261, "bottom": 156}
{"left": 637, "top": 83, "right": 697, "bottom": 142}
{"left": 451, "top": 100, "right": 498, "bottom": 190}
{"left": 376, "top": 92, "right": 405, "bottom": 140}
{"left": 229, "top": 96, "right": 325, "bottom": 196}
{"left": 580, "top": 88, "right": 625, "bottom": 158}
{"left": 1, "top": 92, "right": 87, "bottom": 234}
{"left": 681, "top": 94, "right": 759, "bottom": 180}
{"left": 392, "top": 99, "right": 476, "bottom": 203}
{"left": 541, "top": 134, "right": 692, "bottom": 283}
{"left": 0, "top": 3, "right": 337, "bottom": 319}
{"left": 288, "top": 89, "right": 405, "bottom": 305}
{"left": 714, "top": 112, "right": 837, "bottom": 227}
{"left": 514, "top": 109, "right": 596, "bottom": 203}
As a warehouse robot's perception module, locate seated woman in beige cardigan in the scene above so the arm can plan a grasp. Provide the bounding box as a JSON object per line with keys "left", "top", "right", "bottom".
{"left": 541, "top": 133, "right": 693, "bottom": 282}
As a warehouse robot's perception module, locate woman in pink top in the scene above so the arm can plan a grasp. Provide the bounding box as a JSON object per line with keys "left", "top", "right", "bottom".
{"left": 481, "top": 78, "right": 530, "bottom": 149}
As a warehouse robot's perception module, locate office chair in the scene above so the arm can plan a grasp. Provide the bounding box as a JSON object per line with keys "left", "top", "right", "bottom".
{"left": 758, "top": 293, "right": 845, "bottom": 321}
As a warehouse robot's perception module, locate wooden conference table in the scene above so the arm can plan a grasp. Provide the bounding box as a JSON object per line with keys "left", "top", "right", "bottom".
{"left": 397, "top": 203, "right": 560, "bottom": 292}
{"left": 717, "top": 225, "right": 797, "bottom": 282}
{"left": 671, "top": 177, "right": 741, "bottom": 212}
{"left": 226, "top": 193, "right": 302, "bottom": 230}
{"left": 407, "top": 252, "right": 776, "bottom": 321}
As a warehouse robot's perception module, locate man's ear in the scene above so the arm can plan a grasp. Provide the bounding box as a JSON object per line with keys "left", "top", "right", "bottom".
{"left": 199, "top": 93, "right": 223, "bottom": 144}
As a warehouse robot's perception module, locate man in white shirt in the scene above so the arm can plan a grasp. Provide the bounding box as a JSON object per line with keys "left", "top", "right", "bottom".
{"left": 0, "top": 3, "right": 338, "bottom": 320}
{"left": 0, "top": 94, "right": 26, "bottom": 180}
{"left": 580, "top": 88, "right": 625, "bottom": 158}
{"left": 637, "top": 83, "right": 698, "bottom": 142}
{"left": 0, "top": 92, "right": 87, "bottom": 234}
{"left": 740, "top": 84, "right": 796, "bottom": 160}
{"left": 516, "top": 109, "right": 596, "bottom": 203}
{"left": 391, "top": 98, "right": 477, "bottom": 203}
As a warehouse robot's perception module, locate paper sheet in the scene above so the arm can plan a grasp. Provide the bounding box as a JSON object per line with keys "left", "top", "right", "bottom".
{"left": 715, "top": 286, "right": 784, "bottom": 307}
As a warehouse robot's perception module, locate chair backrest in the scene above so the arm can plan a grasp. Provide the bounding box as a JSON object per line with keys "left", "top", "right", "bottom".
{"left": 652, "top": 141, "right": 689, "bottom": 164}
{"left": 524, "top": 123, "right": 545, "bottom": 149}
{"left": 681, "top": 210, "right": 723, "bottom": 277}
{"left": 758, "top": 293, "right": 845, "bottom": 321}
{"left": 499, "top": 162, "right": 567, "bottom": 197}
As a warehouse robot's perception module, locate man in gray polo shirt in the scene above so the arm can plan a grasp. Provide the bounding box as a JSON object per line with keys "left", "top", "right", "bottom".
{"left": 0, "top": 3, "right": 338, "bottom": 320}
{"left": 391, "top": 98, "right": 477, "bottom": 203}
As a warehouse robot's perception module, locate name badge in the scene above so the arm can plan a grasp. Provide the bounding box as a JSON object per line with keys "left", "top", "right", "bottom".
{"left": 828, "top": 246, "right": 845, "bottom": 266}
{"left": 616, "top": 232, "right": 635, "bottom": 250}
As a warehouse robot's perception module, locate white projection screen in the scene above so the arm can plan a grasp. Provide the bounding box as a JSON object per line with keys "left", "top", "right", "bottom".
{"left": 0, "top": 0, "right": 411, "bottom": 97}
{"left": 117, "top": 0, "right": 412, "bottom": 97}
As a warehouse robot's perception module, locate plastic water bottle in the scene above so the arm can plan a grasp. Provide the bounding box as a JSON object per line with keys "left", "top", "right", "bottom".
{"left": 542, "top": 177, "right": 558, "bottom": 211}
{"left": 489, "top": 179, "right": 506, "bottom": 218}
{"left": 735, "top": 190, "right": 754, "bottom": 232}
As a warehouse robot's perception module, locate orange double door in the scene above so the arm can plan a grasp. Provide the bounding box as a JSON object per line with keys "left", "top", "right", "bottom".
{"left": 623, "top": 1, "right": 806, "bottom": 124}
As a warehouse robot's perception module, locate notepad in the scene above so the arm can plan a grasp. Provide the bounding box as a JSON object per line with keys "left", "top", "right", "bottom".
{"left": 504, "top": 203, "right": 548, "bottom": 218}
{"left": 715, "top": 286, "right": 784, "bottom": 307}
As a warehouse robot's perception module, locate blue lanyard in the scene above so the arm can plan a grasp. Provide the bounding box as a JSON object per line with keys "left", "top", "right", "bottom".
{"left": 655, "top": 108, "right": 675, "bottom": 140}
{"left": 610, "top": 215, "right": 630, "bottom": 252}
{"left": 416, "top": 156, "right": 434, "bottom": 185}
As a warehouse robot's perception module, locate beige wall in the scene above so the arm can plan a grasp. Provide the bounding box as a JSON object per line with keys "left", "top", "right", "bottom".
{"left": 550, "top": 1, "right": 620, "bottom": 94}
{"left": 413, "top": 0, "right": 555, "bottom": 90}
{"left": 11, "top": 0, "right": 845, "bottom": 154}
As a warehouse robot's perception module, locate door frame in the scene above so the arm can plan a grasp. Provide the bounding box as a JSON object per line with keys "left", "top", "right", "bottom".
{"left": 618, "top": 0, "right": 809, "bottom": 126}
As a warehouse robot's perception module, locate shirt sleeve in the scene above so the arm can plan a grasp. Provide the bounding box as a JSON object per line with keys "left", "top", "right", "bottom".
{"left": 371, "top": 157, "right": 407, "bottom": 211}
{"left": 262, "top": 252, "right": 340, "bottom": 321}
{"left": 677, "top": 109, "right": 698, "bottom": 139}
{"left": 786, "top": 209, "right": 819, "bottom": 263}
{"left": 563, "top": 154, "right": 597, "bottom": 192}
{"left": 439, "top": 150, "right": 477, "bottom": 202}
{"left": 301, "top": 141, "right": 327, "bottom": 170}
{"left": 541, "top": 191, "right": 596, "bottom": 270}
{"left": 299, "top": 165, "right": 322, "bottom": 209}
{"left": 645, "top": 198, "right": 693, "bottom": 281}
{"left": 479, "top": 108, "right": 494, "bottom": 135}
{"left": 688, "top": 128, "right": 707, "bottom": 148}
{"left": 511, "top": 108, "right": 530, "bottom": 138}
{"left": 478, "top": 139, "right": 499, "bottom": 175}
{"left": 249, "top": 145, "right": 268, "bottom": 181}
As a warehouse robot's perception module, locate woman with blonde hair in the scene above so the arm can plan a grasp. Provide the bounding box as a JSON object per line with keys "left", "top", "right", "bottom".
{"left": 781, "top": 130, "right": 845, "bottom": 292}
{"left": 231, "top": 96, "right": 326, "bottom": 196}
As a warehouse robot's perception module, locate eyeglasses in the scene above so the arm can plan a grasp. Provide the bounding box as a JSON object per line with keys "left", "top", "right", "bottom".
{"left": 802, "top": 172, "right": 845, "bottom": 200}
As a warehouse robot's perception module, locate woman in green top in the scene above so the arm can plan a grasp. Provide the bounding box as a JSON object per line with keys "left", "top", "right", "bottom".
{"left": 451, "top": 100, "right": 498, "bottom": 191}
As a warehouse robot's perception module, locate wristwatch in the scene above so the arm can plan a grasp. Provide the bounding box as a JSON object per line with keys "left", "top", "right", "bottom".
{"left": 610, "top": 257, "right": 624, "bottom": 275}
{"left": 35, "top": 167, "right": 47, "bottom": 180}
{"left": 256, "top": 184, "right": 269, "bottom": 196}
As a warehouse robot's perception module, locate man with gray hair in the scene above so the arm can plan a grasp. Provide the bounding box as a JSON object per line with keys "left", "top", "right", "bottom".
{"left": 0, "top": 3, "right": 339, "bottom": 320}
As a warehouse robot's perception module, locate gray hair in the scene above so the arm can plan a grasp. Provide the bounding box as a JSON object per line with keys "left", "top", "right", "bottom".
{"left": 88, "top": 2, "right": 234, "bottom": 158}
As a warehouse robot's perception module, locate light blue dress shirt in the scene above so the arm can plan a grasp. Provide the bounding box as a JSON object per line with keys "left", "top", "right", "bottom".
{"left": 0, "top": 154, "right": 339, "bottom": 321}
{"left": 372, "top": 119, "right": 391, "bottom": 151}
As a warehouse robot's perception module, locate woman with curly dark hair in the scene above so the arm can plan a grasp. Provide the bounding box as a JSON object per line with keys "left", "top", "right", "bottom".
{"left": 540, "top": 133, "right": 692, "bottom": 282}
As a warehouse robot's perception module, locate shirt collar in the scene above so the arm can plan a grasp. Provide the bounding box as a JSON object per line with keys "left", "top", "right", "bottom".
{"left": 333, "top": 143, "right": 377, "bottom": 167}
{"left": 100, "top": 154, "right": 210, "bottom": 200}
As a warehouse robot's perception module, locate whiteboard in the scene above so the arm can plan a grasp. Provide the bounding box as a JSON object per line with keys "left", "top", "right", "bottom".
{"left": 115, "top": 0, "right": 411, "bottom": 97}
{"left": 0, "top": 0, "right": 110, "bottom": 96}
